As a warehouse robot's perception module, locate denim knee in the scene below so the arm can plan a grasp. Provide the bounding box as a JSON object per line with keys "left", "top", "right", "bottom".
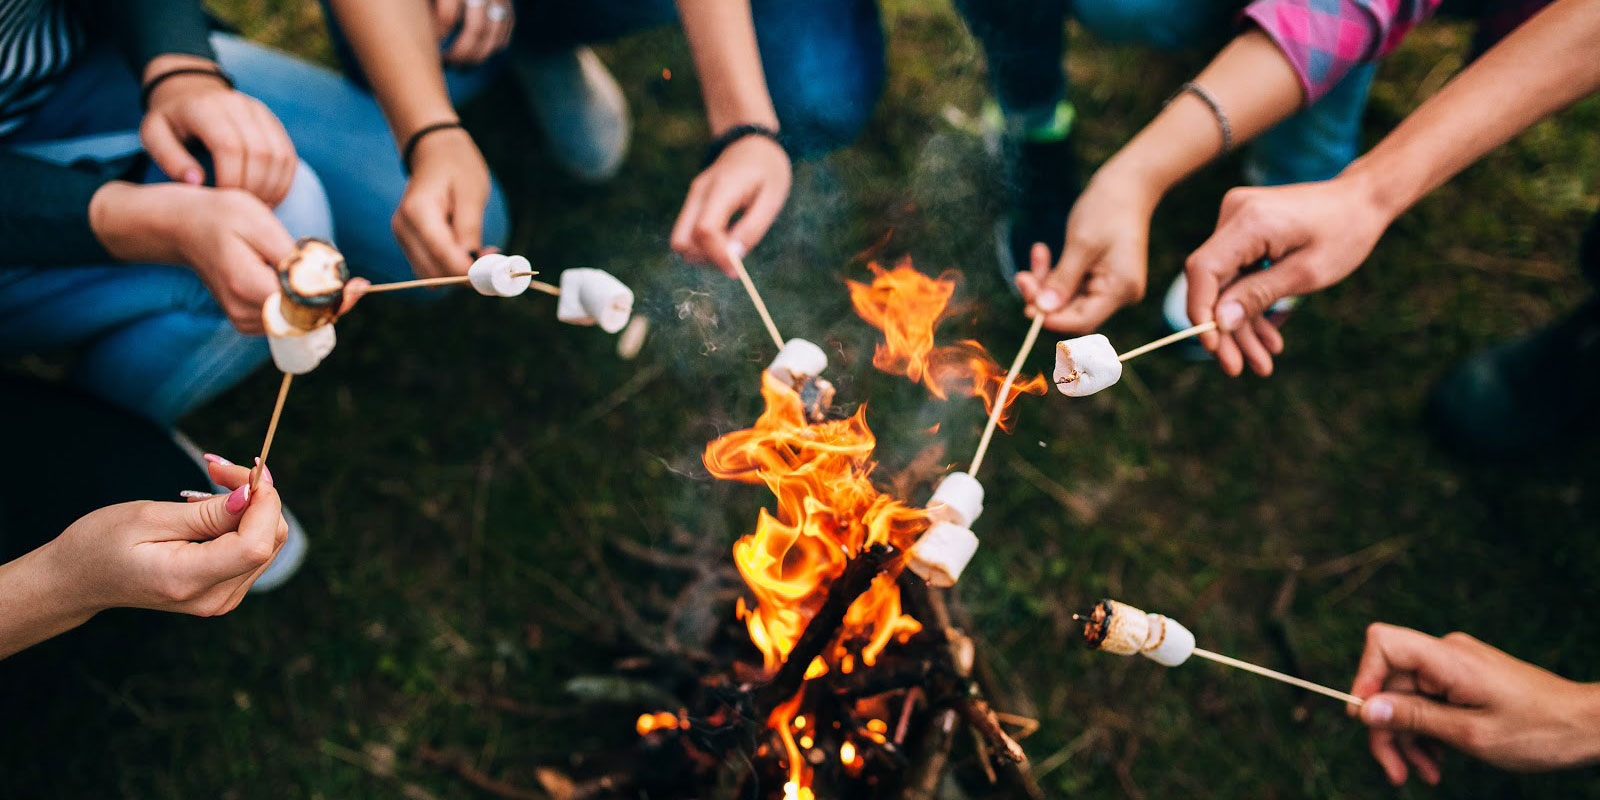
{"left": 276, "top": 160, "right": 336, "bottom": 244}
{"left": 1073, "top": 0, "right": 1231, "bottom": 50}
{"left": 753, "top": 0, "right": 884, "bottom": 159}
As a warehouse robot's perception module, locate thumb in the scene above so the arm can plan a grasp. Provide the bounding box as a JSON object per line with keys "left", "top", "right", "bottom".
{"left": 174, "top": 485, "right": 250, "bottom": 541}
{"left": 1213, "top": 258, "right": 1310, "bottom": 332}
{"left": 142, "top": 117, "right": 206, "bottom": 185}
{"left": 1362, "top": 692, "right": 1479, "bottom": 746}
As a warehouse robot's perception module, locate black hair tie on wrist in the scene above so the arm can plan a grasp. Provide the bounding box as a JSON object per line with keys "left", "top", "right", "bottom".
{"left": 139, "top": 67, "right": 234, "bottom": 110}
{"left": 702, "top": 124, "right": 785, "bottom": 169}
{"left": 402, "top": 120, "right": 467, "bottom": 175}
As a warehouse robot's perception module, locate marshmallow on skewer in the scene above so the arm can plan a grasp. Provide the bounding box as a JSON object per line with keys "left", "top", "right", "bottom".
{"left": 766, "top": 338, "right": 833, "bottom": 422}
{"left": 907, "top": 521, "right": 979, "bottom": 588}
{"left": 467, "top": 253, "right": 533, "bottom": 297}
{"left": 1053, "top": 334, "right": 1123, "bottom": 397}
{"left": 557, "top": 268, "right": 634, "bottom": 333}
{"left": 263, "top": 292, "right": 337, "bottom": 374}
{"left": 1080, "top": 598, "right": 1196, "bottom": 667}
{"left": 927, "top": 471, "right": 984, "bottom": 528}
{"left": 276, "top": 237, "right": 349, "bottom": 331}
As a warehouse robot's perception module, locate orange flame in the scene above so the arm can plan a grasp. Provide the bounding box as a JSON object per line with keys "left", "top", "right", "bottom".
{"left": 848, "top": 259, "right": 1047, "bottom": 428}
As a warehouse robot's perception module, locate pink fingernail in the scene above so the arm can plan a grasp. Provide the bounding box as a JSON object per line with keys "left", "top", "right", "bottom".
{"left": 225, "top": 484, "right": 251, "bottom": 514}
{"left": 1036, "top": 290, "right": 1063, "bottom": 312}
{"left": 204, "top": 454, "right": 233, "bottom": 466}
{"left": 183, "top": 168, "right": 204, "bottom": 185}
{"left": 260, "top": 464, "right": 274, "bottom": 486}
{"left": 1217, "top": 301, "right": 1245, "bottom": 331}
{"left": 726, "top": 241, "right": 747, "bottom": 261}
{"left": 1364, "top": 698, "right": 1393, "bottom": 725}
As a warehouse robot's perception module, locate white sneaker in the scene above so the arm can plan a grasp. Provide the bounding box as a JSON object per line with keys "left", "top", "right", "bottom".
{"left": 170, "top": 431, "right": 308, "bottom": 593}
{"left": 511, "top": 46, "right": 631, "bottom": 183}
{"left": 1161, "top": 272, "right": 1301, "bottom": 361}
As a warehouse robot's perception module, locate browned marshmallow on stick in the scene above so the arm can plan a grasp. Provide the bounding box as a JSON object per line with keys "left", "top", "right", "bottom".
{"left": 262, "top": 293, "right": 336, "bottom": 374}
{"left": 907, "top": 521, "right": 979, "bottom": 587}
{"left": 276, "top": 237, "right": 349, "bottom": 331}
{"left": 767, "top": 338, "right": 833, "bottom": 422}
{"left": 1080, "top": 598, "right": 1195, "bottom": 666}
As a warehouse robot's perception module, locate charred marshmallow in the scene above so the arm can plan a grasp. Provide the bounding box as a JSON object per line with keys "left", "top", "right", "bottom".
{"left": 767, "top": 338, "right": 828, "bottom": 387}
{"left": 907, "top": 521, "right": 979, "bottom": 588}
{"left": 557, "top": 268, "right": 634, "bottom": 333}
{"left": 276, "top": 237, "right": 349, "bottom": 331}
{"left": 467, "top": 253, "right": 533, "bottom": 297}
{"left": 1080, "top": 598, "right": 1196, "bottom": 667}
{"left": 927, "top": 471, "right": 984, "bottom": 528}
{"left": 262, "top": 292, "right": 336, "bottom": 374}
{"left": 1053, "top": 334, "right": 1122, "bottom": 397}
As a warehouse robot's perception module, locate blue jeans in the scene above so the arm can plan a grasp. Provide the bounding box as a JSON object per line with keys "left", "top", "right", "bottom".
{"left": 0, "top": 46, "right": 335, "bottom": 426}
{"left": 957, "top": 0, "right": 1376, "bottom": 186}
{"left": 321, "top": 0, "right": 885, "bottom": 160}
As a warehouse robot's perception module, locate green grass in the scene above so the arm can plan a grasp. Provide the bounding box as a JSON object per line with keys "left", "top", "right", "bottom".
{"left": 6, "top": 2, "right": 1600, "bottom": 797}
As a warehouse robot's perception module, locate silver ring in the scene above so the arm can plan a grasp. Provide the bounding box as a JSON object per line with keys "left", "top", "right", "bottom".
{"left": 486, "top": 3, "right": 509, "bottom": 22}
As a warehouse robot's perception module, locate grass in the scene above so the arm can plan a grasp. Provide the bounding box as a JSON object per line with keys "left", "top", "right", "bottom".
{"left": 4, "top": 1, "right": 1599, "bottom": 798}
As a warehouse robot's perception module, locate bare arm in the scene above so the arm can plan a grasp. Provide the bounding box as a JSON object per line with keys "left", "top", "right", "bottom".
{"left": 670, "top": 0, "right": 792, "bottom": 277}
{"left": 325, "top": 0, "right": 455, "bottom": 143}
{"left": 0, "top": 546, "right": 91, "bottom": 659}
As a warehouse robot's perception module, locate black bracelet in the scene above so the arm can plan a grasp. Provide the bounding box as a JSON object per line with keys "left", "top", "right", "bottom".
{"left": 139, "top": 66, "right": 234, "bottom": 110}
{"left": 1168, "top": 81, "right": 1232, "bottom": 156}
{"left": 702, "top": 123, "right": 784, "bottom": 169}
{"left": 402, "top": 120, "right": 467, "bottom": 175}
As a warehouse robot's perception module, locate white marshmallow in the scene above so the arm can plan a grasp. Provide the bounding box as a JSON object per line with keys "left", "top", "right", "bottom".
{"left": 467, "top": 254, "right": 533, "bottom": 297}
{"left": 557, "top": 268, "right": 634, "bottom": 333}
{"left": 766, "top": 338, "right": 828, "bottom": 387}
{"left": 907, "top": 522, "right": 979, "bottom": 588}
{"left": 1054, "top": 334, "right": 1123, "bottom": 397}
{"left": 1140, "top": 613, "right": 1196, "bottom": 667}
{"left": 927, "top": 471, "right": 984, "bottom": 528}
{"left": 262, "top": 293, "right": 336, "bottom": 375}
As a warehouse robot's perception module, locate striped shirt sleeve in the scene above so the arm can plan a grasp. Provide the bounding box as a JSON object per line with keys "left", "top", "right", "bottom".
{"left": 1244, "top": 0, "right": 1442, "bottom": 103}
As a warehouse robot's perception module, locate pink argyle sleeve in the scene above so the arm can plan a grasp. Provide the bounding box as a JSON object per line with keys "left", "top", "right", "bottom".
{"left": 1244, "top": 0, "right": 1442, "bottom": 103}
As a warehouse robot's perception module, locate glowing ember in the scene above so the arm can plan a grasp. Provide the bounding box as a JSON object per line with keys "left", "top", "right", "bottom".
{"left": 840, "top": 741, "right": 858, "bottom": 765}
{"left": 848, "top": 259, "right": 1047, "bottom": 428}
{"left": 635, "top": 711, "right": 680, "bottom": 735}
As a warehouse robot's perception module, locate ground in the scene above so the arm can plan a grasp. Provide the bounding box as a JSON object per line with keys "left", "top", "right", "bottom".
{"left": 4, "top": 1, "right": 1599, "bottom": 798}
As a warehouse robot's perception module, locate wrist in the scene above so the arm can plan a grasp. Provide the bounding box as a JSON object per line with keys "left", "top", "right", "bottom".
{"left": 33, "top": 539, "right": 103, "bottom": 622}
{"left": 1084, "top": 160, "right": 1164, "bottom": 215}
{"left": 140, "top": 56, "right": 231, "bottom": 111}
{"left": 1337, "top": 156, "right": 1410, "bottom": 227}
{"left": 89, "top": 182, "right": 197, "bottom": 264}
{"left": 1571, "top": 683, "right": 1600, "bottom": 765}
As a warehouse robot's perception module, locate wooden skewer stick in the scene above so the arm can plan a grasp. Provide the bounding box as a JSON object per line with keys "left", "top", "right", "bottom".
{"left": 1117, "top": 321, "right": 1216, "bottom": 362}
{"left": 360, "top": 271, "right": 548, "bottom": 295}
{"left": 728, "top": 251, "right": 786, "bottom": 351}
{"left": 252, "top": 371, "right": 294, "bottom": 490}
{"left": 1191, "top": 647, "right": 1364, "bottom": 706}
{"left": 969, "top": 314, "right": 1046, "bottom": 478}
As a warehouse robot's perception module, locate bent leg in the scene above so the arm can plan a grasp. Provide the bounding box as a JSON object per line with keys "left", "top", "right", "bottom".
{"left": 749, "top": 0, "right": 885, "bottom": 158}
{"left": 954, "top": 0, "right": 1067, "bottom": 122}
{"left": 1246, "top": 62, "right": 1378, "bottom": 186}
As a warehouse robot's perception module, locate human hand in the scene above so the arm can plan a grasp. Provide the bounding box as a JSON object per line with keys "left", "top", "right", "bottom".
{"left": 1184, "top": 177, "right": 1391, "bottom": 376}
{"left": 435, "top": 0, "right": 515, "bottom": 66}
{"left": 670, "top": 135, "right": 792, "bottom": 277}
{"left": 1350, "top": 623, "right": 1600, "bottom": 785}
{"left": 89, "top": 182, "right": 296, "bottom": 335}
{"left": 397, "top": 127, "right": 491, "bottom": 278}
{"left": 44, "top": 459, "right": 287, "bottom": 618}
{"left": 1017, "top": 170, "right": 1153, "bottom": 332}
{"left": 140, "top": 55, "right": 298, "bottom": 207}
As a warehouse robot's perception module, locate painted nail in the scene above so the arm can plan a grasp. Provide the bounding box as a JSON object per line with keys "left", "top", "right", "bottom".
{"left": 179, "top": 489, "right": 214, "bottom": 500}
{"left": 225, "top": 484, "right": 251, "bottom": 514}
{"left": 1363, "top": 697, "right": 1393, "bottom": 725}
{"left": 726, "top": 240, "right": 747, "bottom": 261}
{"left": 183, "top": 168, "right": 204, "bottom": 185}
{"left": 1217, "top": 300, "right": 1245, "bottom": 331}
{"left": 1036, "top": 289, "right": 1064, "bottom": 312}
{"left": 203, "top": 453, "right": 233, "bottom": 466}
{"left": 260, "top": 463, "right": 274, "bottom": 486}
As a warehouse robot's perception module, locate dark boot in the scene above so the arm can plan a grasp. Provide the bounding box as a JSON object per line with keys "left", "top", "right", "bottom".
{"left": 994, "top": 102, "right": 1080, "bottom": 288}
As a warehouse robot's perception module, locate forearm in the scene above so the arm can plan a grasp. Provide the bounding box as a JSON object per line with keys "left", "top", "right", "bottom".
{"left": 1098, "top": 30, "right": 1301, "bottom": 195}
{"left": 326, "top": 0, "right": 457, "bottom": 143}
{"left": 74, "top": 0, "right": 216, "bottom": 74}
{"left": 1343, "top": 0, "right": 1600, "bottom": 221}
{"left": 0, "top": 544, "right": 95, "bottom": 660}
{"left": 676, "top": 0, "right": 780, "bottom": 134}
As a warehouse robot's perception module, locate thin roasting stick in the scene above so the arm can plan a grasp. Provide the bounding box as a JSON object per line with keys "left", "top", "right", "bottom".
{"left": 252, "top": 371, "right": 294, "bottom": 489}
{"left": 1117, "top": 321, "right": 1216, "bottom": 362}
{"left": 969, "top": 314, "right": 1046, "bottom": 478}
{"left": 1191, "top": 647, "right": 1364, "bottom": 706}
{"left": 728, "top": 251, "right": 785, "bottom": 351}
{"left": 360, "top": 271, "right": 542, "bottom": 294}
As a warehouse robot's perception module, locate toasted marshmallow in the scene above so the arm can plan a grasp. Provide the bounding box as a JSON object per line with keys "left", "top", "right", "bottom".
{"left": 1141, "top": 613, "right": 1195, "bottom": 667}
{"left": 767, "top": 338, "right": 828, "bottom": 387}
{"left": 262, "top": 293, "right": 336, "bottom": 374}
{"left": 1054, "top": 334, "right": 1122, "bottom": 397}
{"left": 927, "top": 471, "right": 984, "bottom": 528}
{"left": 558, "top": 268, "right": 634, "bottom": 333}
{"left": 467, "top": 253, "right": 533, "bottom": 297}
{"left": 907, "top": 522, "right": 979, "bottom": 588}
